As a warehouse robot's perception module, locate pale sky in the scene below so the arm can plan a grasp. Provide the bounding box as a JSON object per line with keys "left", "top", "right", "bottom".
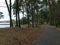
{"left": 0, "top": 0, "right": 23, "bottom": 21}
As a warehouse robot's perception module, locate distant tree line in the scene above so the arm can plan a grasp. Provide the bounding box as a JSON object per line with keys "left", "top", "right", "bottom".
{"left": 5, "top": 0, "right": 60, "bottom": 28}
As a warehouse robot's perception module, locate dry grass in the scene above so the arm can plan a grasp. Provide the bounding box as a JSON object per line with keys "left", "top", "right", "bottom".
{"left": 21, "top": 27, "right": 43, "bottom": 45}
{"left": 0, "top": 26, "right": 43, "bottom": 45}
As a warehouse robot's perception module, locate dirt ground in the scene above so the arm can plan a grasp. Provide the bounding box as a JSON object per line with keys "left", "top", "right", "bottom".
{"left": 0, "top": 26, "right": 43, "bottom": 45}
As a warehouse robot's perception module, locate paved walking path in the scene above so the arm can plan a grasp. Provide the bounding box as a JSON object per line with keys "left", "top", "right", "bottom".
{"left": 32, "top": 25, "right": 60, "bottom": 45}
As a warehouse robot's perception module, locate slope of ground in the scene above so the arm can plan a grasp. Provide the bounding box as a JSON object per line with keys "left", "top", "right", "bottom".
{"left": 0, "top": 26, "right": 43, "bottom": 45}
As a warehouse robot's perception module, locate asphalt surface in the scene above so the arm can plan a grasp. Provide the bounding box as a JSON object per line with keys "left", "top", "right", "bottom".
{"left": 32, "top": 25, "right": 60, "bottom": 45}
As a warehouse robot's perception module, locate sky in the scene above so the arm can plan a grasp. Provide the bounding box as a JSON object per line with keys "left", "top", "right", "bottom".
{"left": 0, "top": 0, "right": 23, "bottom": 21}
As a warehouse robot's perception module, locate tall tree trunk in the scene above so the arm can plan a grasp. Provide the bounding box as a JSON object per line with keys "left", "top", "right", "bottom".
{"left": 32, "top": 11, "right": 34, "bottom": 28}
{"left": 27, "top": 14, "right": 30, "bottom": 28}
{"left": 36, "top": 10, "right": 39, "bottom": 27}
{"left": 47, "top": 0, "right": 53, "bottom": 25}
{"left": 5, "top": 0, "right": 13, "bottom": 27}
{"left": 16, "top": 0, "right": 18, "bottom": 27}
{"left": 52, "top": 0, "right": 56, "bottom": 26}
{"left": 10, "top": 0, "right": 13, "bottom": 27}
{"left": 17, "top": 10, "right": 21, "bottom": 28}
{"left": 25, "top": 1, "right": 30, "bottom": 28}
{"left": 17, "top": 0, "right": 21, "bottom": 28}
{"left": 47, "top": 0, "right": 56, "bottom": 25}
{"left": 26, "top": 8, "right": 30, "bottom": 28}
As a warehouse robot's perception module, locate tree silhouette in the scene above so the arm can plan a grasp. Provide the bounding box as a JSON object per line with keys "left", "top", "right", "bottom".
{"left": 5, "top": 0, "right": 13, "bottom": 27}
